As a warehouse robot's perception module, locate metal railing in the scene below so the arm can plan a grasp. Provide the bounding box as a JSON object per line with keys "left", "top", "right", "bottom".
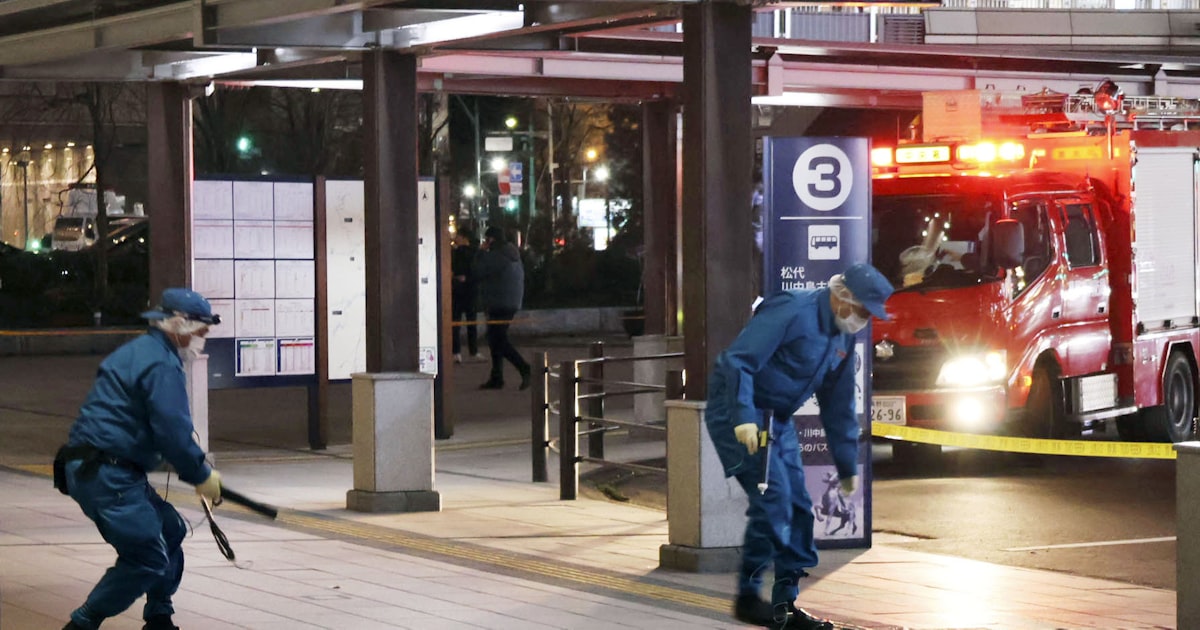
{"left": 530, "top": 341, "right": 684, "bottom": 500}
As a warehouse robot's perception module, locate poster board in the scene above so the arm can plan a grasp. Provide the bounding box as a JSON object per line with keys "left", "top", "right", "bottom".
{"left": 191, "top": 178, "right": 316, "bottom": 388}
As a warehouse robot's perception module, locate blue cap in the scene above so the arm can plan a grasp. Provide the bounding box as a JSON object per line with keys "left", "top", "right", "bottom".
{"left": 842, "top": 263, "right": 893, "bottom": 320}
{"left": 141, "top": 288, "right": 221, "bottom": 325}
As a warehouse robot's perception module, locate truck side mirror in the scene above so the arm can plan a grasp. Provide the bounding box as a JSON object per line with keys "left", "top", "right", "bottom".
{"left": 992, "top": 219, "right": 1024, "bottom": 269}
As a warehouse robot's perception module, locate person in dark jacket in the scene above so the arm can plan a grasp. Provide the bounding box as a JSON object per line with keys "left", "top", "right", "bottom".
{"left": 706, "top": 263, "right": 892, "bottom": 630}
{"left": 474, "top": 226, "right": 531, "bottom": 390}
{"left": 58, "top": 288, "right": 223, "bottom": 630}
{"left": 450, "top": 228, "right": 481, "bottom": 363}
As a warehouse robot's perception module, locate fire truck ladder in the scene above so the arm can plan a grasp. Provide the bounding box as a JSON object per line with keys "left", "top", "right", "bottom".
{"left": 1062, "top": 93, "right": 1200, "bottom": 131}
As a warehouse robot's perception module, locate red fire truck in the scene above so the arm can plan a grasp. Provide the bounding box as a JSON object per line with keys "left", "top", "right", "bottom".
{"left": 870, "top": 85, "right": 1200, "bottom": 444}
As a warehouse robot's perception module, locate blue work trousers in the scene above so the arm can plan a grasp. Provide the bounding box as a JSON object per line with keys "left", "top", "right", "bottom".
{"left": 733, "top": 416, "right": 816, "bottom": 607}
{"left": 65, "top": 460, "right": 186, "bottom": 630}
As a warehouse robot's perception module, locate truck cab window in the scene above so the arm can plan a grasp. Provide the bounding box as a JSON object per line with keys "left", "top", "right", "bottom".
{"left": 872, "top": 193, "right": 996, "bottom": 291}
{"left": 1012, "top": 200, "right": 1052, "bottom": 294}
{"left": 1062, "top": 203, "right": 1100, "bottom": 268}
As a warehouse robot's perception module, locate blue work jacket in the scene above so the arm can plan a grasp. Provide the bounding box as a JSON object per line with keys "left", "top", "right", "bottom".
{"left": 707, "top": 288, "right": 859, "bottom": 480}
{"left": 68, "top": 328, "right": 211, "bottom": 485}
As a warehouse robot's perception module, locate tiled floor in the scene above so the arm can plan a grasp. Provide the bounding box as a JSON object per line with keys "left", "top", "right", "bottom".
{"left": 1, "top": 443, "right": 1177, "bottom": 630}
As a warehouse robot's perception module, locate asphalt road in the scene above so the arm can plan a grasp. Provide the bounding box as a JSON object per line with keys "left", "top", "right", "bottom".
{"left": 871, "top": 442, "right": 1178, "bottom": 590}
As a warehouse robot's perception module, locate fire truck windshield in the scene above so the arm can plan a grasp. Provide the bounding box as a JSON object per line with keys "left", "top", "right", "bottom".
{"left": 873, "top": 194, "right": 1002, "bottom": 291}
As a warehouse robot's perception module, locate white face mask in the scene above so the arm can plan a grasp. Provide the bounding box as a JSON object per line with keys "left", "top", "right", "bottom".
{"left": 180, "top": 334, "right": 207, "bottom": 359}
{"left": 831, "top": 281, "right": 870, "bottom": 334}
{"left": 835, "top": 306, "right": 869, "bottom": 334}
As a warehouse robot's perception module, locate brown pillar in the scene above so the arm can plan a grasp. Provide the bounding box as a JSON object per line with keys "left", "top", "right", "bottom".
{"left": 681, "top": 2, "right": 755, "bottom": 399}
{"left": 146, "top": 82, "right": 192, "bottom": 299}
{"left": 641, "top": 100, "right": 678, "bottom": 337}
{"left": 363, "top": 50, "right": 421, "bottom": 373}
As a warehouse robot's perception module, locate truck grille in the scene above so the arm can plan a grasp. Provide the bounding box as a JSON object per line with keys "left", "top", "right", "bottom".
{"left": 873, "top": 345, "right": 946, "bottom": 391}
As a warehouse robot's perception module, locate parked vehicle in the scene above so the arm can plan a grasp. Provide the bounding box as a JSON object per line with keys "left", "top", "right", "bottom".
{"left": 870, "top": 85, "right": 1200, "bottom": 443}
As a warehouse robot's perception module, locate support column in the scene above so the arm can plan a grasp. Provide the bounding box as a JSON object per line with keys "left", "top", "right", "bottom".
{"left": 146, "top": 82, "right": 192, "bottom": 298}
{"left": 350, "top": 50, "right": 438, "bottom": 512}
{"left": 1178, "top": 442, "right": 1200, "bottom": 628}
{"left": 641, "top": 99, "right": 678, "bottom": 337}
{"left": 681, "top": 3, "right": 755, "bottom": 398}
{"left": 364, "top": 50, "right": 420, "bottom": 374}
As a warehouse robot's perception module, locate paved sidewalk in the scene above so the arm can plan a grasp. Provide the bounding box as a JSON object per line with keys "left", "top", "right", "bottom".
{"left": 0, "top": 346, "right": 1179, "bottom": 629}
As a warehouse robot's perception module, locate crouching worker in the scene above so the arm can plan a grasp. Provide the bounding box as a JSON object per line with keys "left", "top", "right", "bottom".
{"left": 55, "top": 288, "right": 223, "bottom": 630}
{"left": 705, "top": 263, "right": 893, "bottom": 630}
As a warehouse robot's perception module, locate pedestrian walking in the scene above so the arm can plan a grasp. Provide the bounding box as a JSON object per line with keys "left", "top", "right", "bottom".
{"left": 451, "top": 228, "right": 482, "bottom": 363}
{"left": 704, "top": 263, "right": 893, "bottom": 630}
{"left": 474, "top": 226, "right": 531, "bottom": 390}
{"left": 55, "top": 288, "right": 223, "bottom": 630}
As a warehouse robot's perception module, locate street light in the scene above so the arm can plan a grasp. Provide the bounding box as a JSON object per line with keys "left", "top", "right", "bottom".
{"left": 585, "top": 147, "right": 598, "bottom": 162}
{"left": 504, "top": 116, "right": 518, "bottom": 130}
{"left": 462, "top": 184, "right": 476, "bottom": 198}
{"left": 490, "top": 156, "right": 506, "bottom": 172}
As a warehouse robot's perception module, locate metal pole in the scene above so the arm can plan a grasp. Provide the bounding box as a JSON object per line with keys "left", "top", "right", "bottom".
{"left": 559, "top": 359, "right": 578, "bottom": 500}
{"left": 19, "top": 160, "right": 29, "bottom": 249}
{"left": 532, "top": 351, "right": 549, "bottom": 483}
{"left": 547, "top": 99, "right": 556, "bottom": 240}
{"left": 474, "top": 99, "right": 483, "bottom": 227}
{"left": 604, "top": 184, "right": 611, "bottom": 247}
{"left": 528, "top": 108, "right": 536, "bottom": 230}
{"left": 587, "top": 341, "right": 605, "bottom": 459}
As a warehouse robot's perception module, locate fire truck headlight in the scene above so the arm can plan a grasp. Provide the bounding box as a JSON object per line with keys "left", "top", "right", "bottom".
{"left": 936, "top": 351, "right": 1007, "bottom": 387}
{"left": 951, "top": 397, "right": 988, "bottom": 429}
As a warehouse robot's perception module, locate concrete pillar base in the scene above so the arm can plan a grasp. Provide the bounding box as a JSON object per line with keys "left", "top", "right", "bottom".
{"left": 347, "top": 371, "right": 437, "bottom": 513}
{"left": 346, "top": 489, "right": 441, "bottom": 513}
{"left": 662, "top": 400, "right": 748, "bottom": 573}
{"left": 659, "top": 543, "right": 741, "bottom": 573}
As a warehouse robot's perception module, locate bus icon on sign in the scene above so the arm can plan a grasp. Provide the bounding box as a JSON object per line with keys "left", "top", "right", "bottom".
{"left": 808, "top": 225, "right": 840, "bottom": 260}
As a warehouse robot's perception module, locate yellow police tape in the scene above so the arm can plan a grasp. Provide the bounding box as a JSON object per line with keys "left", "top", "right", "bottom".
{"left": 871, "top": 422, "right": 1178, "bottom": 460}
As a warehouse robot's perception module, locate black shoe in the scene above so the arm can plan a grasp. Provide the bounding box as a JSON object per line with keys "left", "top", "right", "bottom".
{"left": 518, "top": 365, "right": 532, "bottom": 391}
{"left": 733, "top": 594, "right": 774, "bottom": 626}
{"left": 479, "top": 379, "right": 504, "bottom": 390}
{"left": 62, "top": 622, "right": 88, "bottom": 630}
{"left": 142, "top": 615, "right": 180, "bottom": 630}
{"left": 770, "top": 604, "right": 834, "bottom": 630}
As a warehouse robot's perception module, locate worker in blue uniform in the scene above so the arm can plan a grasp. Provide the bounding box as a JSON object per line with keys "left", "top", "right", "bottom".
{"left": 706, "top": 263, "right": 893, "bottom": 630}
{"left": 56, "top": 288, "right": 223, "bottom": 630}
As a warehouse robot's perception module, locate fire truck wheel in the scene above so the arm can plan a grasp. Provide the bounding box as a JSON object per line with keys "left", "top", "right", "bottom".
{"left": 1141, "top": 352, "right": 1197, "bottom": 443}
{"left": 1025, "top": 366, "right": 1069, "bottom": 439}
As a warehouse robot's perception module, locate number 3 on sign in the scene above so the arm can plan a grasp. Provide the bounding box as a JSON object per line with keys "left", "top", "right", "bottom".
{"left": 792, "top": 144, "right": 853, "bottom": 212}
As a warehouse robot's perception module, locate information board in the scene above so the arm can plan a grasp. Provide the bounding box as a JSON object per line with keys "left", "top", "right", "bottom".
{"left": 761, "top": 136, "right": 872, "bottom": 549}
{"left": 192, "top": 178, "right": 316, "bottom": 388}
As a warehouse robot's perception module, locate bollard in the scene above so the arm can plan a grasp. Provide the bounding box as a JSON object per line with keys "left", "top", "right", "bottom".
{"left": 1177, "top": 441, "right": 1200, "bottom": 629}
{"left": 587, "top": 341, "right": 605, "bottom": 459}
{"left": 559, "top": 359, "right": 579, "bottom": 500}
{"left": 532, "top": 352, "right": 550, "bottom": 483}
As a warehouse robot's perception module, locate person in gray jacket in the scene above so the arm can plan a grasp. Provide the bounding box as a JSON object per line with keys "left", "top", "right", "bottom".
{"left": 474, "top": 226, "right": 532, "bottom": 390}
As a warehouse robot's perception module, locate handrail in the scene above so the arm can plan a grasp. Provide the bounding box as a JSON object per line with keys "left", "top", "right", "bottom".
{"left": 529, "top": 340, "right": 684, "bottom": 497}
{"left": 574, "top": 351, "right": 684, "bottom": 365}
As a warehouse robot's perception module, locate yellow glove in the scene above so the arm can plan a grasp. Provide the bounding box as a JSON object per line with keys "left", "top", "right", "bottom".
{"left": 734, "top": 423, "right": 760, "bottom": 455}
{"left": 838, "top": 475, "right": 859, "bottom": 497}
{"left": 195, "top": 470, "right": 222, "bottom": 503}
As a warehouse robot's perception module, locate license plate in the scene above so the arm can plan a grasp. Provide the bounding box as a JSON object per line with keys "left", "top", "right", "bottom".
{"left": 871, "top": 396, "right": 907, "bottom": 425}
